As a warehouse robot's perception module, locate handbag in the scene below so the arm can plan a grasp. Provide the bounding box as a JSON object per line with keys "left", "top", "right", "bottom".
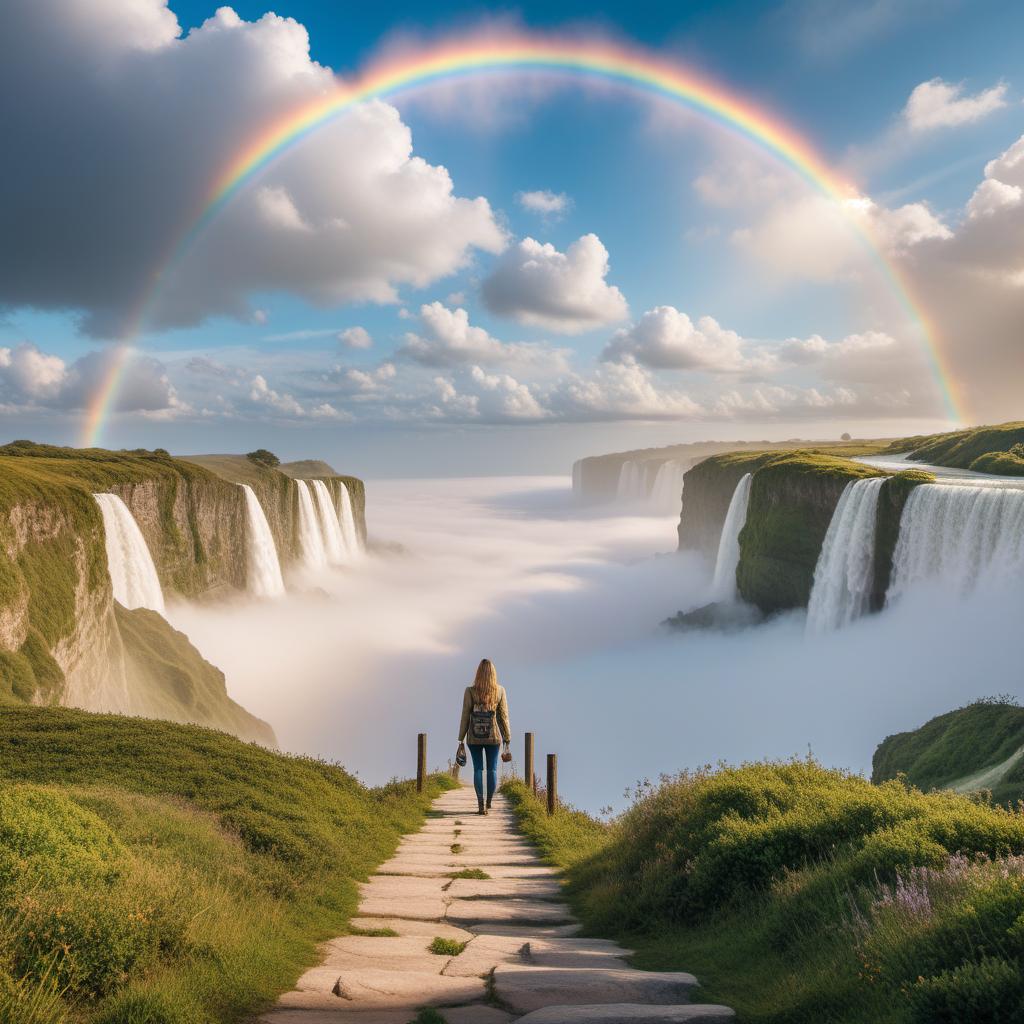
{"left": 500, "top": 742, "right": 512, "bottom": 763}
{"left": 455, "top": 742, "right": 467, "bottom": 767}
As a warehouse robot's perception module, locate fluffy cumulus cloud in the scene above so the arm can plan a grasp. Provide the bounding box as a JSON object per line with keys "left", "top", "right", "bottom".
{"left": 481, "top": 235, "right": 629, "bottom": 334}
{"left": 338, "top": 327, "right": 373, "bottom": 350}
{"left": 0, "top": 343, "right": 185, "bottom": 416}
{"left": 602, "top": 307, "right": 774, "bottom": 374}
{"left": 0, "top": 0, "right": 505, "bottom": 337}
{"left": 903, "top": 78, "right": 1008, "bottom": 133}
{"left": 516, "top": 190, "right": 572, "bottom": 219}
{"left": 399, "top": 303, "right": 569, "bottom": 372}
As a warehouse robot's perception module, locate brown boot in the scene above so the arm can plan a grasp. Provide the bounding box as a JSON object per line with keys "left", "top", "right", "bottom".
{"left": 477, "top": 797, "right": 485, "bottom": 815}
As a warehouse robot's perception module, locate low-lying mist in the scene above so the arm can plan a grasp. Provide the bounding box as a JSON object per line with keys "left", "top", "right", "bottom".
{"left": 168, "top": 476, "right": 1024, "bottom": 813}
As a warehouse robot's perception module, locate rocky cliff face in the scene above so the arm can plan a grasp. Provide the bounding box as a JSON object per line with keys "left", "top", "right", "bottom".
{"left": 0, "top": 443, "right": 366, "bottom": 744}
{"left": 676, "top": 446, "right": 930, "bottom": 614}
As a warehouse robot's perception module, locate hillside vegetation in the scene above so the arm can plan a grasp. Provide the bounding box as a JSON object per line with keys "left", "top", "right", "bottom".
{"left": 874, "top": 699, "right": 1024, "bottom": 805}
{"left": 883, "top": 421, "right": 1024, "bottom": 476}
{"left": 0, "top": 707, "right": 454, "bottom": 1024}
{"left": 504, "top": 761, "right": 1024, "bottom": 1024}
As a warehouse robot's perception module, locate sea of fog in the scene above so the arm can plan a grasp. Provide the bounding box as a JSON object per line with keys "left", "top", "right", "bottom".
{"left": 168, "top": 475, "right": 1024, "bottom": 814}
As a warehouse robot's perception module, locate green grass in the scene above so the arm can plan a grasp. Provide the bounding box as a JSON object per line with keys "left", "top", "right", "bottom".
{"left": 502, "top": 760, "right": 1024, "bottom": 1024}
{"left": 0, "top": 707, "right": 456, "bottom": 1023}
{"left": 450, "top": 843, "right": 463, "bottom": 854}
{"left": 409, "top": 1009, "right": 447, "bottom": 1024}
{"left": 347, "top": 924, "right": 399, "bottom": 937}
{"left": 447, "top": 868, "right": 490, "bottom": 880}
{"left": 874, "top": 698, "right": 1024, "bottom": 805}
{"left": 884, "top": 421, "right": 1024, "bottom": 473}
{"left": 427, "top": 937, "right": 467, "bottom": 957}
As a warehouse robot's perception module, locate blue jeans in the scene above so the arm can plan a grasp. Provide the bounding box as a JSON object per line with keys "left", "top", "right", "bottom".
{"left": 469, "top": 743, "right": 500, "bottom": 803}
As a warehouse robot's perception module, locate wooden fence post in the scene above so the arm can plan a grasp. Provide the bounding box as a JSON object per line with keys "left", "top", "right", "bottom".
{"left": 417, "top": 733, "right": 427, "bottom": 793}
{"left": 546, "top": 753, "right": 558, "bottom": 815}
{"left": 524, "top": 732, "right": 534, "bottom": 792}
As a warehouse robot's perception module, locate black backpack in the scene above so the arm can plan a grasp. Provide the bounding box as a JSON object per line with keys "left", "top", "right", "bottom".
{"left": 470, "top": 702, "right": 496, "bottom": 740}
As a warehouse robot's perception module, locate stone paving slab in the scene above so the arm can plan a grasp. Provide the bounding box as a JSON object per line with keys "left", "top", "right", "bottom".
{"left": 493, "top": 965, "right": 699, "bottom": 1015}
{"left": 262, "top": 781, "right": 732, "bottom": 1023}
{"left": 446, "top": 898, "right": 575, "bottom": 927}
{"left": 515, "top": 1006, "right": 736, "bottom": 1023}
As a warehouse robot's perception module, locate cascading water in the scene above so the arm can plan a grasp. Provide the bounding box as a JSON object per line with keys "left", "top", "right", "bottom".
{"left": 888, "top": 482, "right": 1024, "bottom": 599}
{"left": 711, "top": 473, "right": 752, "bottom": 602}
{"left": 571, "top": 460, "right": 582, "bottom": 497}
{"left": 93, "top": 493, "right": 165, "bottom": 613}
{"left": 239, "top": 485, "right": 285, "bottom": 597}
{"left": 616, "top": 459, "right": 646, "bottom": 501}
{"left": 296, "top": 480, "right": 328, "bottom": 569}
{"left": 649, "top": 461, "right": 686, "bottom": 515}
{"left": 806, "top": 477, "right": 885, "bottom": 633}
{"left": 310, "top": 479, "right": 347, "bottom": 563}
{"left": 337, "top": 481, "right": 362, "bottom": 555}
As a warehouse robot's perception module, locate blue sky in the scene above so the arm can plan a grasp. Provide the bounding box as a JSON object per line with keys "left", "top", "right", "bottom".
{"left": 1, "top": 0, "right": 1022, "bottom": 474}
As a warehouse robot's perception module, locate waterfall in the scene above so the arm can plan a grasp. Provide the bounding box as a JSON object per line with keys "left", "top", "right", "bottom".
{"left": 296, "top": 480, "right": 328, "bottom": 569}
{"left": 616, "top": 459, "right": 646, "bottom": 501}
{"left": 711, "top": 473, "right": 752, "bottom": 602}
{"left": 310, "top": 479, "right": 347, "bottom": 564}
{"left": 93, "top": 494, "right": 165, "bottom": 613}
{"left": 650, "top": 461, "right": 686, "bottom": 515}
{"left": 239, "top": 485, "right": 285, "bottom": 598}
{"left": 806, "top": 478, "right": 885, "bottom": 632}
{"left": 337, "top": 481, "right": 362, "bottom": 556}
{"left": 889, "top": 483, "right": 1024, "bottom": 599}
{"left": 571, "top": 460, "right": 581, "bottom": 498}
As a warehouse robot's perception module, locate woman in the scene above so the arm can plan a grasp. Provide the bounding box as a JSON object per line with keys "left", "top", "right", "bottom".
{"left": 458, "top": 659, "right": 511, "bottom": 814}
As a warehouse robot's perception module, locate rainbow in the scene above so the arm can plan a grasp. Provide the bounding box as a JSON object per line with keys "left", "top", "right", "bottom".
{"left": 81, "top": 33, "right": 963, "bottom": 445}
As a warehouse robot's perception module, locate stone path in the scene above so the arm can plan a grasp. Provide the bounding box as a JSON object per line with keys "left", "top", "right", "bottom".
{"left": 260, "top": 782, "right": 734, "bottom": 1024}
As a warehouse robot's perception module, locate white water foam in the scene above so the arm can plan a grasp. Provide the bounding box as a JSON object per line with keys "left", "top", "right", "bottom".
{"left": 712, "top": 473, "right": 752, "bottom": 602}
{"left": 806, "top": 477, "right": 885, "bottom": 633}
{"left": 240, "top": 484, "right": 285, "bottom": 597}
{"left": 616, "top": 459, "right": 646, "bottom": 501}
{"left": 649, "top": 460, "right": 686, "bottom": 515}
{"left": 311, "top": 479, "right": 348, "bottom": 564}
{"left": 296, "top": 480, "right": 328, "bottom": 569}
{"left": 889, "top": 482, "right": 1024, "bottom": 600}
{"left": 337, "top": 481, "right": 362, "bottom": 555}
{"left": 93, "top": 493, "right": 165, "bottom": 613}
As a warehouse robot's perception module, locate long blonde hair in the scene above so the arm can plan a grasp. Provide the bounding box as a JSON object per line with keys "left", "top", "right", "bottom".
{"left": 471, "top": 659, "right": 500, "bottom": 711}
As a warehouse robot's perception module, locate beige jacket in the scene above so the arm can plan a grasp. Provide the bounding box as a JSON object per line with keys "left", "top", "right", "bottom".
{"left": 459, "top": 685, "right": 511, "bottom": 745}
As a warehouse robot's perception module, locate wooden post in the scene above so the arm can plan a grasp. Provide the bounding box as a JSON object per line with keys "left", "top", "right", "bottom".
{"left": 417, "top": 733, "right": 427, "bottom": 793}
{"left": 524, "top": 732, "right": 535, "bottom": 792}
{"left": 546, "top": 753, "right": 558, "bottom": 815}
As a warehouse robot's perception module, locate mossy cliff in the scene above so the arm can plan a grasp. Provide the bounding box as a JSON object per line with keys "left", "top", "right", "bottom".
{"left": 678, "top": 445, "right": 933, "bottom": 613}
{"left": 573, "top": 438, "right": 811, "bottom": 503}
{"left": 0, "top": 442, "right": 364, "bottom": 741}
{"left": 884, "top": 420, "right": 1024, "bottom": 476}
{"left": 873, "top": 699, "right": 1024, "bottom": 805}
{"left": 737, "top": 453, "right": 885, "bottom": 612}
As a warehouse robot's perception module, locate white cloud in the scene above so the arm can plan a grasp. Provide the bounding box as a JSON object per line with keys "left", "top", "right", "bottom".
{"left": 338, "top": 326, "right": 373, "bottom": 349}
{"left": 481, "top": 234, "right": 628, "bottom": 334}
{"left": 0, "top": 342, "right": 185, "bottom": 415}
{"left": 0, "top": 0, "right": 505, "bottom": 337}
{"left": 249, "top": 375, "right": 304, "bottom": 416}
{"left": 903, "top": 78, "right": 1008, "bottom": 133}
{"left": 516, "top": 190, "right": 572, "bottom": 219}
{"left": 549, "top": 360, "right": 705, "bottom": 421}
{"left": 399, "top": 302, "right": 570, "bottom": 372}
{"left": 602, "top": 306, "right": 775, "bottom": 374}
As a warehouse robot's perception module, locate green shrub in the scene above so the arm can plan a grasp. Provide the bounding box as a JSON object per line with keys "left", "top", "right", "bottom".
{"left": 428, "top": 937, "right": 466, "bottom": 956}
{"left": 907, "top": 958, "right": 1024, "bottom": 1024}
{"left": 246, "top": 450, "right": 280, "bottom": 468}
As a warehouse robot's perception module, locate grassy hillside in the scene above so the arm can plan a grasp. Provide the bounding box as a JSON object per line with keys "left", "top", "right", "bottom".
{"left": 883, "top": 421, "right": 1024, "bottom": 476}
{"left": 279, "top": 459, "right": 339, "bottom": 478}
{"left": 0, "top": 707, "right": 454, "bottom": 1023}
{"left": 504, "top": 761, "right": 1024, "bottom": 1024}
{"left": 874, "top": 699, "right": 1024, "bottom": 805}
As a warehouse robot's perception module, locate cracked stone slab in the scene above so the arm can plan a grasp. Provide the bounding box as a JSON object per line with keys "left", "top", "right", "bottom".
{"left": 278, "top": 969, "right": 485, "bottom": 1010}
{"left": 314, "top": 934, "right": 449, "bottom": 974}
{"left": 359, "top": 876, "right": 449, "bottom": 900}
{"left": 471, "top": 922, "right": 583, "bottom": 938}
{"left": 492, "top": 965, "right": 699, "bottom": 1015}
{"left": 446, "top": 898, "right": 575, "bottom": 927}
{"left": 514, "top": 1005, "right": 736, "bottom": 1023}
{"left": 356, "top": 894, "right": 448, "bottom": 921}
{"left": 445, "top": 877, "right": 563, "bottom": 900}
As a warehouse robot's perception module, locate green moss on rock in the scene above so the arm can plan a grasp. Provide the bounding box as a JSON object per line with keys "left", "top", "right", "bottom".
{"left": 736, "top": 453, "right": 884, "bottom": 612}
